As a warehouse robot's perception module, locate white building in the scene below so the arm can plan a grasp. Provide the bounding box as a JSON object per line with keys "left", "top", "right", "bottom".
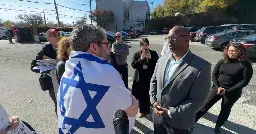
{"left": 96, "top": 0, "right": 150, "bottom": 32}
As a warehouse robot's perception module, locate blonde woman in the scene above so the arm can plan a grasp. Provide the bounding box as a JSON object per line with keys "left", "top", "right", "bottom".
{"left": 56, "top": 37, "right": 71, "bottom": 83}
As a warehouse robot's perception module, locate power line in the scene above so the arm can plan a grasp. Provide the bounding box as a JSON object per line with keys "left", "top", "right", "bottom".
{"left": 17, "top": 0, "right": 52, "bottom": 5}
{"left": 64, "top": 0, "right": 88, "bottom": 6}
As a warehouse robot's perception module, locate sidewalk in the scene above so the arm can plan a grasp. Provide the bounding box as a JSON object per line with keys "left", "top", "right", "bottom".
{"left": 128, "top": 80, "right": 256, "bottom": 134}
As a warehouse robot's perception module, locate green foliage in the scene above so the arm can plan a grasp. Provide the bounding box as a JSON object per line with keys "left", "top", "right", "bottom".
{"left": 197, "top": 0, "right": 235, "bottom": 12}
{"left": 152, "top": 4, "right": 165, "bottom": 18}
{"left": 226, "top": 0, "right": 256, "bottom": 23}
{"left": 16, "top": 14, "right": 43, "bottom": 26}
{"left": 90, "top": 10, "right": 115, "bottom": 28}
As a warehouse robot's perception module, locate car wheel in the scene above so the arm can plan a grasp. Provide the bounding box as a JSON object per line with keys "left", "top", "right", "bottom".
{"left": 221, "top": 42, "right": 229, "bottom": 50}
{"left": 2, "top": 36, "right": 7, "bottom": 40}
{"left": 191, "top": 37, "right": 195, "bottom": 42}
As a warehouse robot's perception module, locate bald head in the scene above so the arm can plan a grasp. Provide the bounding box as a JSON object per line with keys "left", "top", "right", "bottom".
{"left": 116, "top": 32, "right": 122, "bottom": 42}
{"left": 166, "top": 26, "right": 190, "bottom": 53}
{"left": 169, "top": 26, "right": 190, "bottom": 35}
{"left": 116, "top": 32, "right": 122, "bottom": 37}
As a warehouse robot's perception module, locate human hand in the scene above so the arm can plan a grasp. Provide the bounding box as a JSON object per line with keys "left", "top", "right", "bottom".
{"left": 141, "top": 52, "right": 147, "bottom": 60}
{"left": 146, "top": 52, "right": 151, "bottom": 60}
{"left": 153, "top": 102, "right": 169, "bottom": 117}
{"left": 217, "top": 87, "right": 225, "bottom": 95}
{"left": 8, "top": 116, "right": 19, "bottom": 131}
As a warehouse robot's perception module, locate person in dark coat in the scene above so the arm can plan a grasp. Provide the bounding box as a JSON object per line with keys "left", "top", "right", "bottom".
{"left": 30, "top": 29, "right": 62, "bottom": 116}
{"left": 5, "top": 30, "right": 14, "bottom": 44}
{"left": 131, "top": 38, "right": 159, "bottom": 118}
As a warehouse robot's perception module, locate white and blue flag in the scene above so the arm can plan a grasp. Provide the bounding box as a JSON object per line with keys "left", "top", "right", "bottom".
{"left": 57, "top": 51, "right": 134, "bottom": 134}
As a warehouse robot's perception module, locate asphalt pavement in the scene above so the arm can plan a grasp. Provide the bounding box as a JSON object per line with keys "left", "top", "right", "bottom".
{"left": 0, "top": 35, "right": 255, "bottom": 134}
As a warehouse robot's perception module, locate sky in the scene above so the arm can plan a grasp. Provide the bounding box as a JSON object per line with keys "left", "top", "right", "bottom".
{"left": 0, "top": 0, "right": 164, "bottom": 24}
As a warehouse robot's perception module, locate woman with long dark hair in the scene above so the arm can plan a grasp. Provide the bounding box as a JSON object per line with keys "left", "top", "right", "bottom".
{"left": 131, "top": 38, "right": 159, "bottom": 118}
{"left": 195, "top": 43, "right": 253, "bottom": 133}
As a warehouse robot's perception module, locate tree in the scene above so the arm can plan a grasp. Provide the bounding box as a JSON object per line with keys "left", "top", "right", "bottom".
{"left": 152, "top": 4, "right": 165, "bottom": 18}
{"left": 74, "top": 14, "right": 87, "bottom": 26}
{"left": 226, "top": 0, "right": 256, "bottom": 23}
{"left": 197, "top": 0, "right": 235, "bottom": 12}
{"left": 162, "top": 0, "right": 194, "bottom": 16}
{"left": 16, "top": 14, "right": 43, "bottom": 26}
{"left": 46, "top": 21, "right": 57, "bottom": 27}
{"left": 89, "top": 10, "right": 115, "bottom": 28}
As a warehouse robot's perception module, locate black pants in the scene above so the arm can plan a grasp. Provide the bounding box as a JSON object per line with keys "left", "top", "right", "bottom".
{"left": 8, "top": 36, "right": 13, "bottom": 43}
{"left": 48, "top": 88, "right": 57, "bottom": 116}
{"left": 153, "top": 112, "right": 193, "bottom": 134}
{"left": 116, "top": 64, "right": 128, "bottom": 88}
{"left": 195, "top": 93, "right": 240, "bottom": 126}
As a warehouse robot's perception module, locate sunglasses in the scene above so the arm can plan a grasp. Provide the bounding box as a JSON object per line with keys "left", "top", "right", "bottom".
{"left": 115, "top": 36, "right": 121, "bottom": 38}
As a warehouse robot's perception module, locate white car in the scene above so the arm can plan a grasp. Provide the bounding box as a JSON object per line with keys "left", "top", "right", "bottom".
{"left": 0, "top": 27, "right": 8, "bottom": 40}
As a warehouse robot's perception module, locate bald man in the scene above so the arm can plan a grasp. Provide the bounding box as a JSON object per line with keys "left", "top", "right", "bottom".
{"left": 112, "top": 32, "right": 129, "bottom": 88}
{"left": 149, "top": 26, "right": 211, "bottom": 134}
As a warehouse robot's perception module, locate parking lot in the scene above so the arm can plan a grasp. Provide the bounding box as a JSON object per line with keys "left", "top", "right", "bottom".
{"left": 0, "top": 34, "right": 255, "bottom": 133}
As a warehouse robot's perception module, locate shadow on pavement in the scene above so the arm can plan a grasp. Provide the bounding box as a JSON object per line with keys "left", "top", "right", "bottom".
{"left": 194, "top": 123, "right": 233, "bottom": 134}
{"left": 131, "top": 120, "right": 153, "bottom": 134}
{"left": 202, "top": 112, "right": 256, "bottom": 134}
{"left": 131, "top": 108, "right": 255, "bottom": 134}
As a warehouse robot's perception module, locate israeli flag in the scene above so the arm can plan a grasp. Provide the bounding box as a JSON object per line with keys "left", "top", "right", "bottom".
{"left": 57, "top": 51, "right": 134, "bottom": 134}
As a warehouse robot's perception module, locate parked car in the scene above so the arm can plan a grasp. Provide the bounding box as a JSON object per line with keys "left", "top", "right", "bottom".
{"left": 231, "top": 34, "right": 256, "bottom": 48}
{"left": 39, "top": 32, "right": 47, "bottom": 42}
{"left": 61, "top": 32, "right": 71, "bottom": 37}
{"left": 124, "top": 29, "right": 137, "bottom": 38}
{"left": 233, "top": 34, "right": 256, "bottom": 62}
{"left": 246, "top": 44, "right": 256, "bottom": 62}
{"left": 188, "top": 27, "right": 201, "bottom": 42}
{"left": 136, "top": 30, "right": 142, "bottom": 36}
{"left": 0, "top": 27, "right": 8, "bottom": 40}
{"left": 107, "top": 32, "right": 115, "bottom": 44}
{"left": 205, "top": 30, "right": 256, "bottom": 50}
{"left": 232, "top": 24, "right": 256, "bottom": 30}
{"left": 196, "top": 26, "right": 231, "bottom": 44}
{"left": 150, "top": 30, "right": 158, "bottom": 35}
{"left": 162, "top": 28, "right": 169, "bottom": 34}
{"left": 120, "top": 31, "right": 128, "bottom": 40}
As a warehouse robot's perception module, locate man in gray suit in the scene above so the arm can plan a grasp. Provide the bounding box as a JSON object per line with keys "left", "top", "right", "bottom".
{"left": 149, "top": 26, "right": 211, "bottom": 134}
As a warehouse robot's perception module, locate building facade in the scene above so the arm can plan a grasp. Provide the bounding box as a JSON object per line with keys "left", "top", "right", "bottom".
{"left": 96, "top": 0, "right": 149, "bottom": 32}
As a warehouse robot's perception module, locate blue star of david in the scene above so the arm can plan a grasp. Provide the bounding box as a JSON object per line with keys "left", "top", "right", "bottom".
{"left": 59, "top": 62, "right": 110, "bottom": 133}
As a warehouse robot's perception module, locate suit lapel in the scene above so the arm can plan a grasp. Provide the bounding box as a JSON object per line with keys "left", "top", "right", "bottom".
{"left": 162, "top": 51, "right": 194, "bottom": 90}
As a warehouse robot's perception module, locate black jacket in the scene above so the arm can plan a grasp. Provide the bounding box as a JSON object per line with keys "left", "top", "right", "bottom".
{"left": 31, "top": 43, "right": 57, "bottom": 72}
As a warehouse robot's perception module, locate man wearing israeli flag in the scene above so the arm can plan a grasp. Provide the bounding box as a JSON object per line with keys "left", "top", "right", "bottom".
{"left": 57, "top": 24, "right": 138, "bottom": 134}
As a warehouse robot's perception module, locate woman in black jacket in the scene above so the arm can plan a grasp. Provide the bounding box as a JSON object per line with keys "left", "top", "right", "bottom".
{"left": 131, "top": 38, "right": 159, "bottom": 118}
{"left": 30, "top": 29, "right": 62, "bottom": 116}
{"left": 195, "top": 43, "right": 253, "bottom": 133}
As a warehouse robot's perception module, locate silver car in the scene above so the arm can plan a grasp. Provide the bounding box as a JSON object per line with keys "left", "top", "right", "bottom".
{"left": 205, "top": 30, "right": 256, "bottom": 50}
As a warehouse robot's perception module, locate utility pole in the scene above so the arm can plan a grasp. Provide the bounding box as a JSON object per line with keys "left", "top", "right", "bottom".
{"left": 53, "top": 0, "right": 61, "bottom": 27}
{"left": 43, "top": 10, "right": 46, "bottom": 27}
{"left": 151, "top": 0, "right": 154, "bottom": 19}
{"left": 90, "top": 0, "right": 92, "bottom": 24}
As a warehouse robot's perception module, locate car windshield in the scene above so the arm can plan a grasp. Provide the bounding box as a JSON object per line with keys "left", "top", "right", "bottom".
{"left": 243, "top": 35, "right": 256, "bottom": 40}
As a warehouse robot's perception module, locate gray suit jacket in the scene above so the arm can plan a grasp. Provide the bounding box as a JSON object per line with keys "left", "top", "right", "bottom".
{"left": 149, "top": 51, "right": 211, "bottom": 129}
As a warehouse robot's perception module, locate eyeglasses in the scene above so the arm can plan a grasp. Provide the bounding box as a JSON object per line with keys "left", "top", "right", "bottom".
{"left": 101, "top": 42, "right": 111, "bottom": 48}
{"left": 165, "top": 34, "right": 188, "bottom": 42}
